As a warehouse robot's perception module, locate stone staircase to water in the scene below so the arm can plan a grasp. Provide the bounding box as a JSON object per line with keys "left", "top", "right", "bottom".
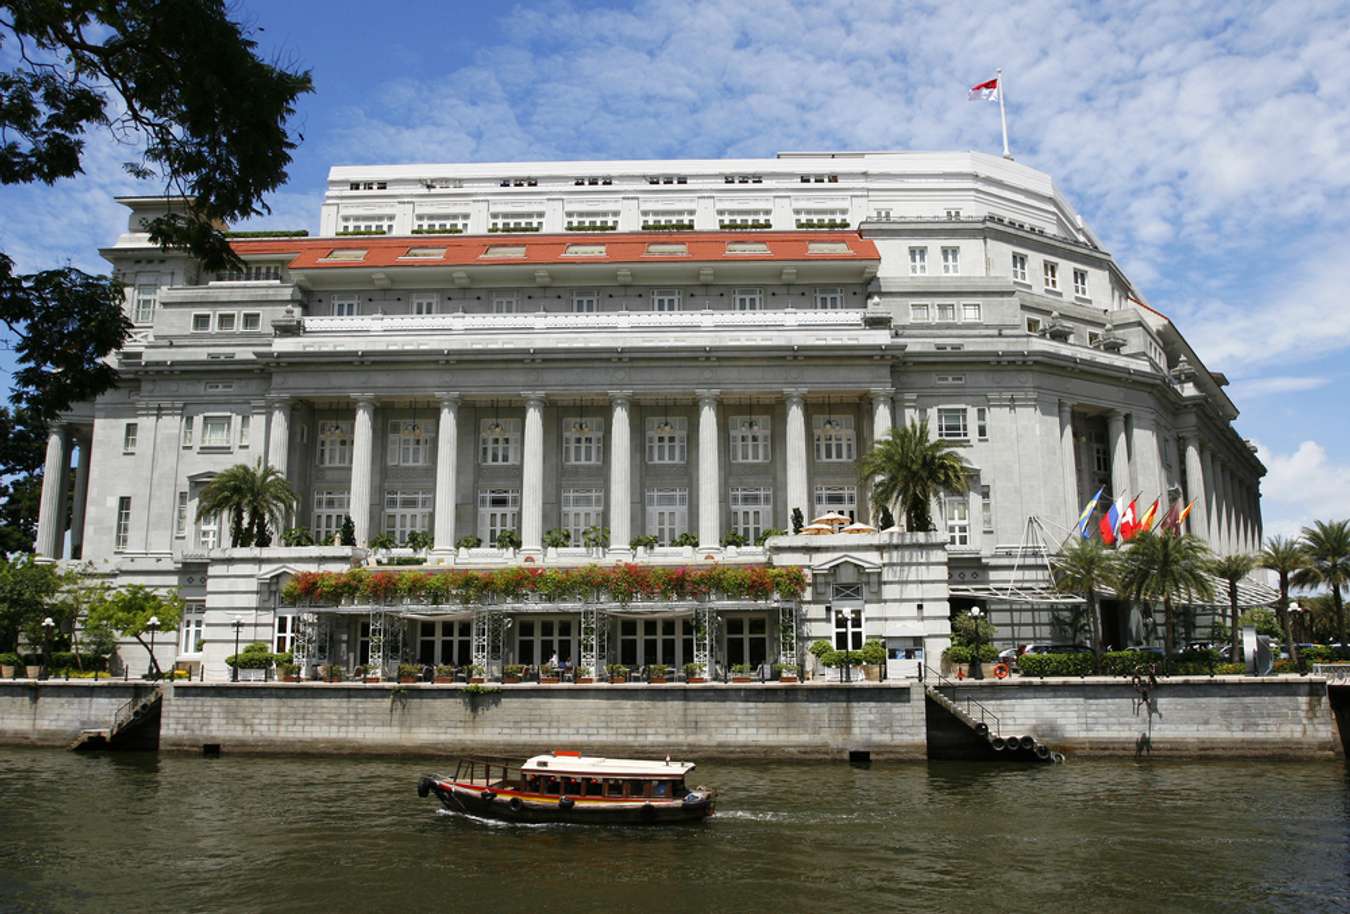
{"left": 68, "top": 687, "right": 163, "bottom": 751}
{"left": 924, "top": 672, "right": 1061, "bottom": 763}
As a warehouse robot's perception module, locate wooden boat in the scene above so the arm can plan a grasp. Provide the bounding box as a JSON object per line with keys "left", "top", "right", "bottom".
{"left": 418, "top": 751, "right": 716, "bottom": 825}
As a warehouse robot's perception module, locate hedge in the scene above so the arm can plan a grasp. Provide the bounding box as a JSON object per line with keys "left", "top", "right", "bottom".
{"left": 1016, "top": 652, "right": 1095, "bottom": 677}
{"left": 942, "top": 644, "right": 1000, "bottom": 664}
{"left": 1017, "top": 649, "right": 1242, "bottom": 677}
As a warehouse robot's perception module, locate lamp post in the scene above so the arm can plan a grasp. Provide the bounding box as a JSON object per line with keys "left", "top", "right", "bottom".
{"left": 968, "top": 607, "right": 984, "bottom": 680}
{"left": 231, "top": 617, "right": 244, "bottom": 682}
{"left": 40, "top": 616, "right": 55, "bottom": 681}
{"left": 146, "top": 615, "right": 160, "bottom": 681}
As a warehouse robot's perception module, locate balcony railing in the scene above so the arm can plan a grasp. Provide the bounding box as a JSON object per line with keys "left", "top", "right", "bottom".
{"left": 302, "top": 309, "right": 867, "bottom": 334}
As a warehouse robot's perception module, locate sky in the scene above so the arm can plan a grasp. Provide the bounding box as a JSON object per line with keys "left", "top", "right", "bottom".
{"left": 2, "top": 0, "right": 1348, "bottom": 539}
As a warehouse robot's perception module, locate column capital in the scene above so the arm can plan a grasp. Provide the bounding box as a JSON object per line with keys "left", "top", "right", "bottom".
{"left": 433, "top": 391, "right": 460, "bottom": 407}
{"left": 351, "top": 393, "right": 377, "bottom": 411}
{"left": 1058, "top": 399, "right": 1073, "bottom": 418}
{"left": 868, "top": 387, "right": 896, "bottom": 404}
{"left": 522, "top": 392, "right": 547, "bottom": 410}
{"left": 783, "top": 388, "right": 808, "bottom": 406}
{"left": 695, "top": 388, "right": 720, "bottom": 407}
{"left": 265, "top": 393, "right": 292, "bottom": 406}
{"left": 607, "top": 390, "right": 634, "bottom": 406}
{"left": 1107, "top": 407, "right": 1127, "bottom": 420}
{"left": 46, "top": 420, "right": 67, "bottom": 434}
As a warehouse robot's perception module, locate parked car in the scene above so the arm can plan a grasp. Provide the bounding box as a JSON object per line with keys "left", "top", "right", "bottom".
{"left": 1022, "top": 643, "right": 1094, "bottom": 655}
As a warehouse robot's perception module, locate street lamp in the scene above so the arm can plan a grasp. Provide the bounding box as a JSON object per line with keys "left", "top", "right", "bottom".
{"left": 146, "top": 615, "right": 160, "bottom": 681}
{"left": 40, "top": 616, "right": 55, "bottom": 681}
{"left": 231, "top": 616, "right": 244, "bottom": 682}
{"left": 968, "top": 607, "right": 984, "bottom": 680}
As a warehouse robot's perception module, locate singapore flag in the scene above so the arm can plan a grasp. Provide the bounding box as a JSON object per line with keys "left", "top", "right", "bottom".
{"left": 969, "top": 76, "right": 1000, "bottom": 102}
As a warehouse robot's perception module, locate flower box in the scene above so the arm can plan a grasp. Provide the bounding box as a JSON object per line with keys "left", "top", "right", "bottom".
{"left": 575, "top": 676, "right": 594, "bottom": 684}
{"left": 688, "top": 676, "right": 707, "bottom": 684}
{"left": 649, "top": 676, "right": 668, "bottom": 684}
{"left": 398, "top": 675, "right": 417, "bottom": 684}
{"left": 540, "top": 677, "right": 561, "bottom": 684}
{"left": 470, "top": 676, "right": 485, "bottom": 684}
{"left": 503, "top": 675, "right": 521, "bottom": 684}
{"left": 25, "top": 665, "right": 42, "bottom": 678}
{"left": 778, "top": 674, "right": 799, "bottom": 684}
{"left": 434, "top": 675, "right": 455, "bottom": 684}
{"left": 282, "top": 674, "right": 300, "bottom": 683}
{"left": 1, "top": 665, "right": 15, "bottom": 678}
{"left": 609, "top": 675, "right": 628, "bottom": 684}
{"left": 732, "top": 676, "right": 753, "bottom": 683}
{"left": 364, "top": 676, "right": 381, "bottom": 683}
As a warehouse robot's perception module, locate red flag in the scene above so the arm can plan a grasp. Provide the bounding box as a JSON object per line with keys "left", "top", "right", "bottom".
{"left": 969, "top": 77, "right": 1000, "bottom": 101}
{"left": 1118, "top": 500, "right": 1140, "bottom": 541}
{"left": 1099, "top": 512, "right": 1116, "bottom": 545}
{"left": 1158, "top": 499, "right": 1181, "bottom": 533}
{"left": 1138, "top": 499, "right": 1161, "bottom": 532}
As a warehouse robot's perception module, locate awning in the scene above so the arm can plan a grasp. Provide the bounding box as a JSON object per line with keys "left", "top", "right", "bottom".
{"left": 950, "top": 574, "right": 1279, "bottom": 610}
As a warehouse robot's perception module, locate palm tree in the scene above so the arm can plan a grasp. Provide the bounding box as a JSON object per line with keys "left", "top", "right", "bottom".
{"left": 1296, "top": 520, "right": 1350, "bottom": 645}
{"left": 859, "top": 421, "right": 967, "bottom": 532}
{"left": 196, "top": 461, "right": 298, "bottom": 548}
{"left": 1261, "top": 536, "right": 1308, "bottom": 666}
{"left": 1210, "top": 553, "right": 1256, "bottom": 661}
{"left": 1052, "top": 538, "right": 1119, "bottom": 669}
{"left": 1116, "top": 531, "right": 1215, "bottom": 657}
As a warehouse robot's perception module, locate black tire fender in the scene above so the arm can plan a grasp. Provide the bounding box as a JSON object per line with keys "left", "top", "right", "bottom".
{"left": 558, "top": 795, "right": 575, "bottom": 810}
{"left": 509, "top": 797, "right": 524, "bottom": 812}
{"left": 640, "top": 802, "right": 657, "bottom": 820}
{"left": 417, "top": 776, "right": 432, "bottom": 798}
{"left": 480, "top": 789, "right": 496, "bottom": 801}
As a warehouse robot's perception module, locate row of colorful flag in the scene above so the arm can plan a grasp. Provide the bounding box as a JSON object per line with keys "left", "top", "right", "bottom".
{"left": 1073, "top": 486, "right": 1197, "bottom": 545}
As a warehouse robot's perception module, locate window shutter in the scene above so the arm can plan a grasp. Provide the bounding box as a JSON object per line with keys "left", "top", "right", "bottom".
{"left": 387, "top": 423, "right": 400, "bottom": 466}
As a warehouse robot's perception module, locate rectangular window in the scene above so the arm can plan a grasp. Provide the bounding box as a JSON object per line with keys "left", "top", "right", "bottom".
{"left": 730, "top": 487, "right": 773, "bottom": 543}
{"left": 215, "top": 312, "right": 237, "bottom": 332}
{"left": 198, "top": 511, "right": 219, "bottom": 551}
{"left": 833, "top": 604, "right": 864, "bottom": 651}
{"left": 182, "top": 416, "right": 194, "bottom": 448}
{"left": 340, "top": 214, "right": 394, "bottom": 235}
{"left": 134, "top": 284, "right": 158, "bottom": 324}
{"left": 645, "top": 416, "right": 687, "bottom": 464}
{"left": 814, "top": 287, "right": 844, "bottom": 310}
{"left": 910, "top": 303, "right": 930, "bottom": 323}
{"left": 175, "top": 491, "right": 188, "bottom": 538}
{"left": 201, "top": 416, "right": 231, "bottom": 448}
{"left": 492, "top": 294, "right": 517, "bottom": 314}
{"left": 383, "top": 489, "right": 433, "bottom": 542}
{"left": 1073, "top": 269, "right": 1089, "bottom": 298}
{"left": 935, "top": 374, "right": 965, "bottom": 385}
{"left": 976, "top": 407, "right": 988, "bottom": 441}
{"left": 122, "top": 422, "right": 138, "bottom": 453}
{"left": 114, "top": 497, "right": 132, "bottom": 552}
{"left": 652, "top": 289, "right": 681, "bottom": 312}
{"left": 813, "top": 485, "right": 857, "bottom": 522}
{"left": 412, "top": 293, "right": 438, "bottom": 315}
{"left": 562, "top": 417, "right": 604, "bottom": 465}
{"left": 813, "top": 415, "right": 856, "bottom": 462}
{"left": 941, "top": 247, "right": 960, "bottom": 275}
{"left": 317, "top": 421, "right": 353, "bottom": 467}
{"left": 238, "top": 415, "right": 250, "bottom": 449}
{"left": 479, "top": 417, "right": 521, "bottom": 465}
{"left": 241, "top": 312, "right": 262, "bottom": 331}
{"left": 477, "top": 489, "right": 520, "bottom": 544}
{"left": 936, "top": 408, "right": 968, "bottom": 440}
{"left": 274, "top": 614, "right": 295, "bottom": 655}
{"left": 1026, "top": 316, "right": 1042, "bottom": 334}
{"left": 645, "top": 488, "right": 688, "bottom": 544}
{"left": 733, "top": 288, "right": 763, "bottom": 311}
{"left": 1011, "top": 253, "right": 1028, "bottom": 283}
{"left": 333, "top": 295, "right": 358, "bottom": 317}
{"left": 936, "top": 303, "right": 956, "bottom": 322}
{"left": 729, "top": 415, "right": 771, "bottom": 463}
{"left": 312, "top": 489, "right": 349, "bottom": 544}
{"left": 191, "top": 313, "right": 211, "bottom": 332}
{"left": 561, "top": 488, "right": 604, "bottom": 545}
{"left": 981, "top": 485, "right": 993, "bottom": 533}
{"left": 414, "top": 212, "right": 469, "bottom": 233}
{"left": 573, "top": 291, "right": 598, "bottom": 313}
{"left": 180, "top": 605, "right": 205, "bottom": 655}
{"left": 909, "top": 247, "right": 928, "bottom": 275}
{"left": 1044, "top": 261, "right": 1059, "bottom": 291}
{"left": 387, "top": 419, "right": 434, "bottom": 466}
{"left": 946, "top": 495, "right": 970, "bottom": 546}
{"left": 962, "top": 303, "right": 982, "bottom": 323}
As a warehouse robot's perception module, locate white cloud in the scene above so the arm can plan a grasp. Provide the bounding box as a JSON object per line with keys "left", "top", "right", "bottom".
{"left": 1254, "top": 439, "right": 1350, "bottom": 538}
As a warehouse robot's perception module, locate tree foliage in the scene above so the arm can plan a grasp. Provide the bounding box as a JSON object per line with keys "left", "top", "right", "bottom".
{"left": 1260, "top": 535, "right": 1308, "bottom": 665}
{"left": 1053, "top": 538, "right": 1120, "bottom": 665}
{"left": 196, "top": 460, "right": 297, "bottom": 548}
{"left": 85, "top": 584, "right": 184, "bottom": 677}
{"left": 1115, "top": 532, "right": 1215, "bottom": 657}
{"left": 0, "top": 553, "right": 71, "bottom": 652}
{"left": 1295, "top": 520, "right": 1350, "bottom": 645}
{"left": 859, "top": 421, "right": 967, "bottom": 532}
{"left": 1210, "top": 553, "right": 1256, "bottom": 661}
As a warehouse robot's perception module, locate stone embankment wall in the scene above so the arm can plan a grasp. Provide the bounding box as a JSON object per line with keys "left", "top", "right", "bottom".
{"left": 943, "top": 676, "right": 1339, "bottom": 757}
{"left": 158, "top": 681, "right": 927, "bottom": 759}
{"left": 0, "top": 681, "right": 157, "bottom": 746}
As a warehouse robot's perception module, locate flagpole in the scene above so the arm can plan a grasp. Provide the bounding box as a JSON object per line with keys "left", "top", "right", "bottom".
{"left": 997, "top": 67, "right": 1012, "bottom": 160}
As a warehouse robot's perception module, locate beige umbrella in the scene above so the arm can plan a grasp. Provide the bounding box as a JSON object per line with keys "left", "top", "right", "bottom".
{"left": 801, "top": 523, "right": 834, "bottom": 535}
{"left": 842, "top": 521, "right": 877, "bottom": 534}
{"left": 811, "top": 511, "right": 851, "bottom": 527}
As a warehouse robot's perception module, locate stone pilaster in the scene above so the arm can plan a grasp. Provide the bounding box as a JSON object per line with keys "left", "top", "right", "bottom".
{"left": 697, "top": 390, "right": 721, "bottom": 550}
{"left": 349, "top": 396, "right": 376, "bottom": 546}
{"left": 608, "top": 392, "right": 632, "bottom": 551}
{"left": 432, "top": 393, "right": 459, "bottom": 554}
{"left": 520, "top": 393, "right": 546, "bottom": 553}
{"left": 784, "top": 389, "right": 808, "bottom": 529}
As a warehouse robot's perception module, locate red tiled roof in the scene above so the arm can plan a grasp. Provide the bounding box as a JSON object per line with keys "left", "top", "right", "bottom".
{"left": 231, "top": 231, "right": 878, "bottom": 269}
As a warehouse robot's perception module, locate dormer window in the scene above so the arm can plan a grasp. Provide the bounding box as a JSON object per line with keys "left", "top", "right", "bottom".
{"left": 563, "top": 244, "right": 606, "bottom": 257}
{"left": 481, "top": 245, "right": 526, "bottom": 259}
{"left": 644, "top": 242, "right": 687, "bottom": 256}
{"left": 321, "top": 249, "right": 367, "bottom": 262}
{"left": 725, "top": 241, "right": 770, "bottom": 254}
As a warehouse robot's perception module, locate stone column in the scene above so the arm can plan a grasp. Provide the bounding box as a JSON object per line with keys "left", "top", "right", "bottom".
{"left": 520, "top": 393, "right": 545, "bottom": 553}
{"left": 867, "top": 389, "right": 895, "bottom": 525}
{"left": 1200, "top": 444, "right": 1216, "bottom": 545}
{"left": 267, "top": 396, "right": 291, "bottom": 476}
{"left": 1107, "top": 410, "right": 1130, "bottom": 502}
{"left": 1130, "top": 414, "right": 1163, "bottom": 503}
{"left": 432, "top": 393, "right": 459, "bottom": 553}
{"left": 1214, "top": 461, "right": 1230, "bottom": 554}
{"left": 69, "top": 432, "right": 91, "bottom": 559}
{"left": 349, "top": 396, "right": 376, "bottom": 546}
{"left": 1059, "top": 401, "right": 1078, "bottom": 521}
{"left": 35, "top": 422, "right": 69, "bottom": 558}
{"left": 608, "top": 392, "right": 632, "bottom": 551}
{"left": 784, "top": 389, "right": 809, "bottom": 529}
{"left": 697, "top": 390, "right": 721, "bottom": 549}
{"left": 1183, "top": 435, "right": 1208, "bottom": 540}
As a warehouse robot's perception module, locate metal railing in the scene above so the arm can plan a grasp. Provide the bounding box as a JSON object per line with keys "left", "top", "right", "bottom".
{"left": 1313, "top": 663, "right": 1350, "bottom": 683}
{"left": 924, "top": 665, "right": 1001, "bottom": 737}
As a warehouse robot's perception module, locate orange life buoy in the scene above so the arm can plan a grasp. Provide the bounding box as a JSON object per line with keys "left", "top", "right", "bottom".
{"left": 992, "top": 662, "right": 1010, "bottom": 679}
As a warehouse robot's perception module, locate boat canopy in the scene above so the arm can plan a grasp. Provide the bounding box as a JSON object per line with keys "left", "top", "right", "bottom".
{"left": 521, "top": 753, "right": 695, "bottom": 778}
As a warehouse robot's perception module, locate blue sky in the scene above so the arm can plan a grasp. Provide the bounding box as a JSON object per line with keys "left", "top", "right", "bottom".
{"left": 2, "top": 0, "right": 1348, "bottom": 537}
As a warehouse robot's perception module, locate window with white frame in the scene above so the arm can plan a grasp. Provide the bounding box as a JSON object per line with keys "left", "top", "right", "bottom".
{"left": 274, "top": 614, "right": 295, "bottom": 654}
{"left": 733, "top": 288, "right": 763, "bottom": 311}
{"left": 182, "top": 416, "right": 193, "bottom": 448}
{"left": 833, "top": 604, "right": 864, "bottom": 651}
{"left": 479, "top": 417, "right": 521, "bottom": 465}
{"left": 814, "top": 485, "right": 857, "bottom": 521}
{"left": 814, "top": 287, "right": 844, "bottom": 309}
{"left": 241, "top": 312, "right": 262, "bottom": 331}
{"left": 1011, "top": 252, "right": 1028, "bottom": 283}
{"left": 180, "top": 604, "right": 205, "bottom": 654}
{"left": 573, "top": 291, "right": 598, "bottom": 313}
{"left": 936, "top": 408, "right": 968, "bottom": 440}
{"left": 123, "top": 422, "right": 138, "bottom": 453}
{"left": 489, "top": 211, "right": 545, "bottom": 232}
{"left": 312, "top": 490, "right": 349, "bottom": 544}
{"left": 645, "top": 488, "right": 688, "bottom": 544}
{"left": 641, "top": 209, "right": 695, "bottom": 229}
{"left": 333, "top": 295, "right": 358, "bottom": 317}
{"left": 1026, "top": 316, "right": 1042, "bottom": 334}
{"left": 477, "top": 489, "right": 520, "bottom": 543}
{"left": 813, "top": 415, "right": 856, "bottom": 462}
{"left": 717, "top": 208, "right": 772, "bottom": 227}
{"left": 411, "top": 293, "right": 438, "bottom": 315}
{"left": 910, "top": 303, "right": 931, "bottom": 323}
{"left": 175, "top": 491, "right": 188, "bottom": 538}
{"left": 645, "top": 416, "right": 687, "bottom": 464}
{"left": 387, "top": 419, "right": 434, "bottom": 466}
{"left": 134, "top": 283, "right": 158, "bottom": 324}
{"left": 980, "top": 485, "right": 993, "bottom": 533}
{"left": 340, "top": 214, "right": 394, "bottom": 235}
{"left": 1073, "top": 268, "right": 1089, "bottom": 298}
{"left": 564, "top": 210, "right": 619, "bottom": 231}
{"left": 317, "top": 421, "right": 353, "bottom": 466}
{"left": 941, "top": 247, "right": 960, "bottom": 275}
{"left": 114, "top": 497, "right": 132, "bottom": 552}
{"left": 201, "top": 415, "right": 231, "bottom": 448}
{"left": 191, "top": 313, "right": 211, "bottom": 332}
{"left": 237, "top": 415, "right": 250, "bottom": 449}
{"left": 418, "top": 620, "right": 473, "bottom": 667}
{"left": 197, "top": 510, "right": 219, "bottom": 551}
{"left": 936, "top": 302, "right": 956, "bottom": 322}
{"left": 217, "top": 264, "right": 282, "bottom": 282}
{"left": 730, "top": 487, "right": 773, "bottom": 542}
{"left": 562, "top": 417, "right": 604, "bottom": 465}
{"left": 729, "top": 415, "right": 771, "bottom": 463}
{"left": 1044, "top": 260, "right": 1059, "bottom": 291}
{"left": 976, "top": 407, "right": 989, "bottom": 441}
{"left": 945, "top": 495, "right": 970, "bottom": 546}
{"left": 962, "top": 302, "right": 982, "bottom": 323}
{"left": 909, "top": 247, "right": 928, "bottom": 275}
{"left": 561, "top": 488, "right": 604, "bottom": 544}
{"left": 492, "top": 293, "right": 517, "bottom": 314}
{"left": 415, "top": 212, "right": 469, "bottom": 233}
{"left": 215, "top": 312, "right": 237, "bottom": 332}
{"left": 384, "top": 489, "right": 433, "bottom": 542}
{"left": 652, "top": 289, "right": 681, "bottom": 312}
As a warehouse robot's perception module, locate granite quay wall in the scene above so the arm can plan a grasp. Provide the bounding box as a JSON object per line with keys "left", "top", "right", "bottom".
{"left": 158, "top": 681, "right": 927, "bottom": 759}
{"left": 0, "top": 680, "right": 158, "bottom": 747}
{"left": 943, "top": 676, "right": 1339, "bottom": 757}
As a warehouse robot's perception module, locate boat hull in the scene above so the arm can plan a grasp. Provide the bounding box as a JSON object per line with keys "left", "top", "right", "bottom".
{"left": 420, "top": 777, "right": 715, "bottom": 825}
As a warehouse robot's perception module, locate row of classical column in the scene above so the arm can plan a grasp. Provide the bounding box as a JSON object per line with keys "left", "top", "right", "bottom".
{"left": 34, "top": 422, "right": 92, "bottom": 559}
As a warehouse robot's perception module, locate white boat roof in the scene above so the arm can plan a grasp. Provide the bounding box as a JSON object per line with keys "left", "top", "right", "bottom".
{"left": 521, "top": 753, "right": 695, "bottom": 777}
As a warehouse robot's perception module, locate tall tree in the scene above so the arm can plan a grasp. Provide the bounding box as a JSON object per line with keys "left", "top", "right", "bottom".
{"left": 84, "top": 584, "right": 183, "bottom": 678}
{"left": 859, "top": 421, "right": 967, "bottom": 532}
{"left": 0, "top": 553, "right": 71, "bottom": 652}
{"left": 196, "top": 461, "right": 297, "bottom": 548}
{"left": 1116, "top": 532, "right": 1215, "bottom": 657}
{"left": 1210, "top": 553, "right": 1256, "bottom": 661}
{"left": 0, "top": 1, "right": 312, "bottom": 550}
{"left": 1260, "top": 536, "right": 1308, "bottom": 665}
{"left": 1296, "top": 520, "right": 1350, "bottom": 645}
{"left": 1052, "top": 538, "right": 1119, "bottom": 668}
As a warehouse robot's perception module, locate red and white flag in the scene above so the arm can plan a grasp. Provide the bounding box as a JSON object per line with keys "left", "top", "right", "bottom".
{"left": 969, "top": 76, "right": 1000, "bottom": 102}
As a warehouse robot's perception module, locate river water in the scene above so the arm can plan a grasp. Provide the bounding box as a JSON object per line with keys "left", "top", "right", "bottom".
{"left": 0, "top": 747, "right": 1346, "bottom": 914}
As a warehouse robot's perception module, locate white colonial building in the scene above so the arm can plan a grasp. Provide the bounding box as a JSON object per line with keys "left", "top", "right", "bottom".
{"left": 36, "top": 151, "right": 1266, "bottom": 681}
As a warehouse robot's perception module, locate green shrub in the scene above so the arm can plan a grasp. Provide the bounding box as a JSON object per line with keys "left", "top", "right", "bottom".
{"left": 730, "top": 663, "right": 753, "bottom": 675}
{"left": 683, "top": 662, "right": 705, "bottom": 677}
{"left": 543, "top": 528, "right": 571, "bottom": 548}
{"left": 226, "top": 641, "right": 279, "bottom": 669}
{"left": 404, "top": 530, "right": 433, "bottom": 551}
{"left": 673, "top": 532, "right": 699, "bottom": 547}
{"left": 1214, "top": 662, "right": 1246, "bottom": 675}
{"left": 582, "top": 526, "right": 610, "bottom": 549}
{"left": 720, "top": 531, "right": 749, "bottom": 547}
{"left": 1101, "top": 650, "right": 1158, "bottom": 676}
{"left": 942, "top": 644, "right": 999, "bottom": 664}
{"left": 496, "top": 529, "right": 522, "bottom": 550}
{"left": 648, "top": 663, "right": 668, "bottom": 677}
{"left": 1301, "top": 644, "right": 1350, "bottom": 663}
{"left": 456, "top": 535, "right": 482, "bottom": 550}
{"left": 629, "top": 534, "right": 658, "bottom": 549}
{"left": 755, "top": 528, "right": 787, "bottom": 546}
{"left": 1015, "top": 652, "right": 1095, "bottom": 677}
{"left": 397, "top": 663, "right": 421, "bottom": 678}
{"left": 368, "top": 533, "right": 397, "bottom": 550}
{"left": 281, "top": 527, "right": 315, "bottom": 547}
{"left": 0, "top": 652, "right": 20, "bottom": 666}
{"left": 808, "top": 639, "right": 834, "bottom": 658}
{"left": 859, "top": 639, "right": 887, "bottom": 666}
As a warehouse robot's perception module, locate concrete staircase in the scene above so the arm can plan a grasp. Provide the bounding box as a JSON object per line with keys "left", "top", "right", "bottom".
{"left": 68, "top": 687, "right": 163, "bottom": 751}
{"left": 924, "top": 668, "right": 1061, "bottom": 763}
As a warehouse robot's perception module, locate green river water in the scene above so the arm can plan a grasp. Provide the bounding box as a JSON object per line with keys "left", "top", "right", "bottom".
{"left": 0, "top": 747, "right": 1346, "bottom": 913}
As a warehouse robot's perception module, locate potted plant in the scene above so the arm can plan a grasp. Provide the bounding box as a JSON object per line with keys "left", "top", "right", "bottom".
{"left": 0, "top": 652, "right": 18, "bottom": 678}
{"left": 368, "top": 532, "right": 397, "bottom": 555}
{"left": 279, "top": 661, "right": 301, "bottom": 682}
{"left": 404, "top": 530, "right": 433, "bottom": 553}
{"left": 673, "top": 532, "right": 699, "bottom": 549}
{"left": 773, "top": 662, "right": 800, "bottom": 683}
{"left": 496, "top": 529, "right": 522, "bottom": 554}
{"left": 540, "top": 662, "right": 560, "bottom": 684}
{"left": 683, "top": 661, "right": 706, "bottom": 683}
{"left": 606, "top": 663, "right": 628, "bottom": 683}
{"left": 397, "top": 663, "right": 420, "bottom": 684}
{"left": 434, "top": 664, "right": 456, "bottom": 684}
{"left": 720, "top": 531, "right": 749, "bottom": 553}
{"left": 860, "top": 639, "right": 888, "bottom": 681}
{"left": 808, "top": 639, "right": 834, "bottom": 681}
{"left": 575, "top": 668, "right": 594, "bottom": 684}
{"left": 456, "top": 535, "right": 481, "bottom": 558}
{"left": 629, "top": 534, "right": 658, "bottom": 557}
{"left": 543, "top": 528, "right": 570, "bottom": 559}
{"left": 648, "top": 663, "right": 669, "bottom": 683}
{"left": 361, "top": 664, "right": 382, "bottom": 683}
{"left": 582, "top": 525, "right": 611, "bottom": 557}
{"left": 730, "top": 662, "right": 754, "bottom": 683}
{"left": 468, "top": 663, "right": 486, "bottom": 684}
{"left": 502, "top": 663, "right": 525, "bottom": 684}
{"left": 322, "top": 663, "right": 345, "bottom": 683}
{"left": 24, "top": 654, "right": 42, "bottom": 678}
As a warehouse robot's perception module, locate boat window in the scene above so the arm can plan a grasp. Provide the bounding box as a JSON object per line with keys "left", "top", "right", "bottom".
{"left": 605, "top": 779, "right": 624, "bottom": 798}
{"left": 542, "top": 777, "right": 560, "bottom": 795}
{"left": 626, "top": 779, "right": 649, "bottom": 798}
{"left": 652, "top": 781, "right": 671, "bottom": 799}
{"left": 585, "top": 778, "right": 604, "bottom": 797}
{"left": 674, "top": 779, "right": 688, "bottom": 797}
{"left": 563, "top": 778, "right": 582, "bottom": 796}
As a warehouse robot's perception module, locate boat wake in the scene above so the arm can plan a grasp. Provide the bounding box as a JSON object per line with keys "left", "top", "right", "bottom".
{"left": 434, "top": 808, "right": 581, "bottom": 829}
{"left": 715, "top": 809, "right": 790, "bottom": 822}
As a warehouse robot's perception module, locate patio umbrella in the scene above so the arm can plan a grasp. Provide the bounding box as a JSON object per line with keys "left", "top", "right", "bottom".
{"left": 811, "top": 511, "right": 851, "bottom": 527}
{"left": 842, "top": 522, "right": 877, "bottom": 534}
{"left": 801, "top": 523, "right": 834, "bottom": 535}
